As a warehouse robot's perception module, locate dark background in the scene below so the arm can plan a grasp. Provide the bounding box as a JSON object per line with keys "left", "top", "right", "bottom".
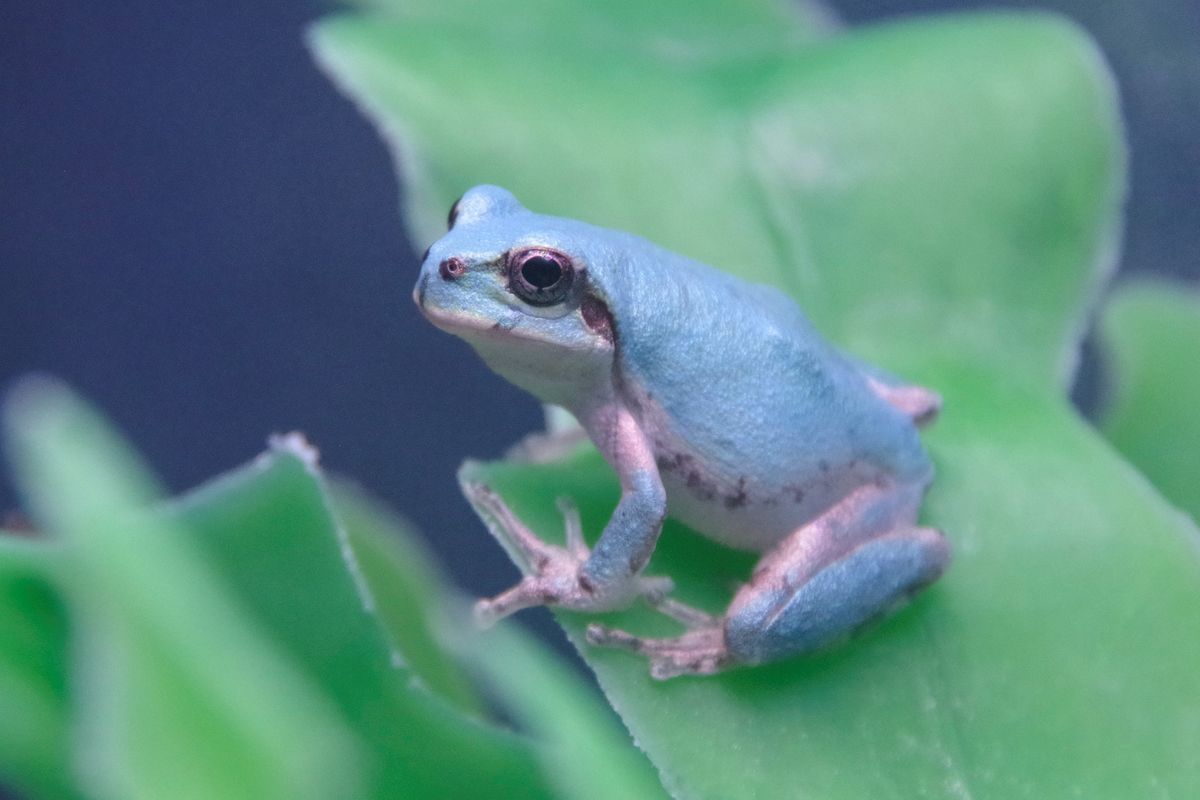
{"left": 2, "top": 1, "right": 1197, "bottom": 615}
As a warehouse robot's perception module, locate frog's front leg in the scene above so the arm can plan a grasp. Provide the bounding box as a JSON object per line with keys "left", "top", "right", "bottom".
{"left": 467, "top": 402, "right": 671, "bottom": 625}
{"left": 588, "top": 482, "right": 951, "bottom": 679}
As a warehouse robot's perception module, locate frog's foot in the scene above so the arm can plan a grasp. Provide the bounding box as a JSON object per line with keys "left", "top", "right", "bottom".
{"left": 586, "top": 596, "right": 733, "bottom": 680}
{"left": 465, "top": 483, "right": 671, "bottom": 626}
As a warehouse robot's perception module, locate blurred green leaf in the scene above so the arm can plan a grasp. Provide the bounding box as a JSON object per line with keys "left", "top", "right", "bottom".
{"left": 1099, "top": 280, "right": 1200, "bottom": 520}
{"left": 330, "top": 480, "right": 483, "bottom": 714}
{"left": 333, "top": 483, "right": 669, "bottom": 800}
{"left": 0, "top": 537, "right": 75, "bottom": 800}
{"left": 2, "top": 385, "right": 562, "bottom": 800}
{"left": 460, "top": 623, "right": 671, "bottom": 800}
{"left": 166, "top": 437, "right": 557, "bottom": 800}
{"left": 340, "top": 0, "right": 837, "bottom": 52}
{"left": 314, "top": 3, "right": 1200, "bottom": 798}
{"left": 4, "top": 381, "right": 364, "bottom": 800}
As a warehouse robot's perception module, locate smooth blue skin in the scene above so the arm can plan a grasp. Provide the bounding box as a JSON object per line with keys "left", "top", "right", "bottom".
{"left": 416, "top": 186, "right": 949, "bottom": 677}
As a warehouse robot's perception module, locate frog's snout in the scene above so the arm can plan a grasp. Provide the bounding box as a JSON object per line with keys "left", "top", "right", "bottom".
{"left": 413, "top": 272, "right": 430, "bottom": 309}
{"left": 414, "top": 254, "right": 467, "bottom": 311}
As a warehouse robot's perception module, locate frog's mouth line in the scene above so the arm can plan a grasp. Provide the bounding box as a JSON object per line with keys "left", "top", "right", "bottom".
{"left": 416, "top": 300, "right": 490, "bottom": 334}
{"left": 412, "top": 277, "right": 490, "bottom": 333}
{"left": 417, "top": 300, "right": 547, "bottom": 345}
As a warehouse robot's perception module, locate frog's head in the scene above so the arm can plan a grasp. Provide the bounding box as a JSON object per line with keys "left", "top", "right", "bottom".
{"left": 413, "top": 185, "right": 616, "bottom": 402}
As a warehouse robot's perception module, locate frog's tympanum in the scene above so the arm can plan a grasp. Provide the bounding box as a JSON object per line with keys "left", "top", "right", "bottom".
{"left": 415, "top": 186, "right": 949, "bottom": 679}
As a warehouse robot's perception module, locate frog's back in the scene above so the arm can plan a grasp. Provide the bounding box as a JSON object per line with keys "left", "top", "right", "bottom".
{"left": 591, "top": 232, "right": 931, "bottom": 549}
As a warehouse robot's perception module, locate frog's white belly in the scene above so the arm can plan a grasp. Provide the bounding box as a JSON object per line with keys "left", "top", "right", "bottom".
{"left": 655, "top": 445, "right": 882, "bottom": 553}
{"left": 633, "top": 399, "right": 889, "bottom": 554}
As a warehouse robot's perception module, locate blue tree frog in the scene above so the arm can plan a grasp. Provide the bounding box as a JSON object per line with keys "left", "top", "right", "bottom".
{"left": 414, "top": 186, "right": 950, "bottom": 679}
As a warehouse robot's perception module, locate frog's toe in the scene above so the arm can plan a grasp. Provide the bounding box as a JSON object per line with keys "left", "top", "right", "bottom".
{"left": 649, "top": 651, "right": 727, "bottom": 681}
{"left": 585, "top": 623, "right": 644, "bottom": 652}
{"left": 473, "top": 597, "right": 501, "bottom": 629}
{"left": 555, "top": 495, "right": 589, "bottom": 559}
{"left": 586, "top": 623, "right": 733, "bottom": 679}
{"left": 635, "top": 574, "right": 675, "bottom": 603}
{"left": 462, "top": 480, "right": 559, "bottom": 568}
{"left": 473, "top": 576, "right": 548, "bottom": 628}
{"left": 645, "top": 595, "right": 720, "bottom": 629}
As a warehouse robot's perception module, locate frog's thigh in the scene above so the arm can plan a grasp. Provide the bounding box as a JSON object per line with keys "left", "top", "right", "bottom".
{"left": 725, "top": 522, "right": 949, "bottom": 666}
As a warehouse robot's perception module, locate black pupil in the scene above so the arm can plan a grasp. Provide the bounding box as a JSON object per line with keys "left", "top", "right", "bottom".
{"left": 521, "top": 256, "right": 562, "bottom": 289}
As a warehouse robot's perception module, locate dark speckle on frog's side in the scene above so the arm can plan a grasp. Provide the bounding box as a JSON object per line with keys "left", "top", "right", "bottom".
{"left": 655, "top": 449, "right": 688, "bottom": 474}
{"left": 782, "top": 483, "right": 806, "bottom": 503}
{"left": 656, "top": 448, "right": 719, "bottom": 502}
{"left": 684, "top": 470, "right": 718, "bottom": 502}
{"left": 723, "top": 477, "right": 749, "bottom": 509}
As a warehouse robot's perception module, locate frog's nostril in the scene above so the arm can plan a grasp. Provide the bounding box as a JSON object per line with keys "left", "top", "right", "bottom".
{"left": 439, "top": 257, "right": 467, "bottom": 281}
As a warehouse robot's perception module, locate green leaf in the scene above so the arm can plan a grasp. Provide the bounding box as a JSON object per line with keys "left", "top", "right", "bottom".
{"left": 0, "top": 537, "right": 76, "bottom": 800}
{"left": 332, "top": 482, "right": 669, "bottom": 800}
{"left": 4, "top": 381, "right": 364, "bottom": 800}
{"left": 340, "top": 0, "right": 837, "bottom": 51}
{"left": 313, "top": 3, "right": 1200, "bottom": 798}
{"left": 330, "top": 480, "right": 483, "bottom": 714}
{"left": 460, "top": 623, "right": 671, "bottom": 800}
{"left": 3, "top": 384, "right": 559, "bottom": 800}
{"left": 165, "top": 438, "right": 558, "bottom": 800}
{"left": 1099, "top": 280, "right": 1200, "bottom": 520}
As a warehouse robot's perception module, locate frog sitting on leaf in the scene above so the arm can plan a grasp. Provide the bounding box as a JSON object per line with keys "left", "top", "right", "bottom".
{"left": 415, "top": 186, "right": 949, "bottom": 680}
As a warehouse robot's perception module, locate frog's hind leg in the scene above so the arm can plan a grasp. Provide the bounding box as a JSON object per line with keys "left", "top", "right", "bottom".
{"left": 722, "top": 524, "right": 949, "bottom": 667}
{"left": 586, "top": 482, "right": 950, "bottom": 679}
{"left": 865, "top": 377, "right": 943, "bottom": 427}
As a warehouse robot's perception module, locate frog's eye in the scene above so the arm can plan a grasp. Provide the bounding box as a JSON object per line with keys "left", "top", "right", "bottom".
{"left": 507, "top": 248, "right": 575, "bottom": 306}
